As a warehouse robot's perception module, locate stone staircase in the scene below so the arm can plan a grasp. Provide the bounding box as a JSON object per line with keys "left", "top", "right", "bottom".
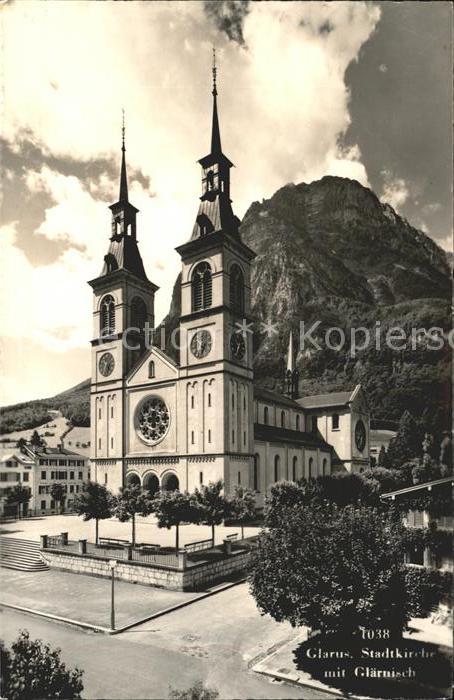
{"left": 0, "top": 537, "right": 49, "bottom": 572}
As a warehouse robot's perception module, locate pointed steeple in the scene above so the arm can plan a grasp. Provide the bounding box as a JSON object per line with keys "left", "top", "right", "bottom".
{"left": 210, "top": 48, "right": 222, "bottom": 155}
{"left": 119, "top": 109, "right": 129, "bottom": 202}
{"left": 286, "top": 329, "right": 295, "bottom": 373}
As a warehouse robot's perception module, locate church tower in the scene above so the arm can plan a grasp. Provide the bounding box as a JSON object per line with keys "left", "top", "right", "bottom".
{"left": 88, "top": 118, "right": 158, "bottom": 489}
{"left": 176, "top": 53, "right": 256, "bottom": 494}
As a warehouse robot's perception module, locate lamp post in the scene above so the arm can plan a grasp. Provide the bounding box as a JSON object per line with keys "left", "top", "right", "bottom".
{"left": 109, "top": 560, "right": 117, "bottom": 630}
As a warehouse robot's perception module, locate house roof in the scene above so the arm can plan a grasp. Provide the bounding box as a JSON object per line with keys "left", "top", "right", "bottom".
{"left": 381, "top": 476, "right": 454, "bottom": 499}
{"left": 254, "top": 423, "right": 332, "bottom": 450}
{"left": 0, "top": 452, "right": 34, "bottom": 465}
{"left": 26, "top": 446, "right": 87, "bottom": 460}
{"left": 296, "top": 386, "right": 360, "bottom": 410}
{"left": 253, "top": 385, "right": 302, "bottom": 409}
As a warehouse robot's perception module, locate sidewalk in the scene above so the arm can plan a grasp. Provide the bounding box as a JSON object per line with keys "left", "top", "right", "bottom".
{"left": 0, "top": 567, "right": 203, "bottom": 631}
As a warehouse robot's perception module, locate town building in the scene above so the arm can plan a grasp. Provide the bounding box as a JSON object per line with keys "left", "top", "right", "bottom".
{"left": 89, "top": 65, "right": 370, "bottom": 502}
{"left": 0, "top": 446, "right": 90, "bottom": 517}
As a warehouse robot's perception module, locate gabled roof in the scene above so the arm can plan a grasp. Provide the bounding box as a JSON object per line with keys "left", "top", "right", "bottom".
{"left": 126, "top": 343, "right": 179, "bottom": 382}
{"left": 381, "top": 476, "right": 453, "bottom": 499}
{"left": 297, "top": 385, "right": 362, "bottom": 410}
{"left": 253, "top": 385, "right": 302, "bottom": 409}
{"left": 254, "top": 423, "right": 332, "bottom": 451}
{"left": 26, "top": 446, "right": 87, "bottom": 460}
{"left": 0, "top": 452, "right": 34, "bottom": 465}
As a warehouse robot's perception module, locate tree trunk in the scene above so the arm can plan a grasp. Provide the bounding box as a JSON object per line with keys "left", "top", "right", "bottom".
{"left": 17, "top": 503, "right": 20, "bottom": 520}
{"left": 241, "top": 525, "right": 244, "bottom": 540}
{"left": 132, "top": 514, "right": 136, "bottom": 547}
{"left": 95, "top": 519, "right": 99, "bottom": 545}
{"left": 211, "top": 523, "right": 215, "bottom": 547}
{"left": 175, "top": 523, "right": 180, "bottom": 550}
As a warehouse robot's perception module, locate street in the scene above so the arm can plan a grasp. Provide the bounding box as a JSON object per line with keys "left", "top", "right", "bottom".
{"left": 0, "top": 583, "right": 327, "bottom": 699}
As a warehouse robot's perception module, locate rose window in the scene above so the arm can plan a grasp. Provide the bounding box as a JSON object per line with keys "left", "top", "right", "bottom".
{"left": 136, "top": 397, "right": 170, "bottom": 444}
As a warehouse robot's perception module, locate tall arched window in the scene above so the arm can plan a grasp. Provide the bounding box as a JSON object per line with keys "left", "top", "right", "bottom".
{"left": 253, "top": 454, "right": 260, "bottom": 491}
{"left": 148, "top": 361, "right": 155, "bottom": 378}
{"left": 264, "top": 406, "right": 269, "bottom": 425}
{"left": 100, "top": 295, "right": 115, "bottom": 336}
{"left": 274, "top": 455, "right": 280, "bottom": 482}
{"left": 229, "top": 264, "right": 244, "bottom": 314}
{"left": 131, "top": 297, "right": 147, "bottom": 330}
{"left": 192, "top": 262, "right": 212, "bottom": 311}
{"left": 308, "top": 457, "right": 314, "bottom": 479}
{"left": 296, "top": 415, "right": 300, "bottom": 431}
{"left": 281, "top": 411, "right": 285, "bottom": 428}
{"left": 292, "top": 456, "right": 297, "bottom": 481}
{"left": 322, "top": 458, "right": 327, "bottom": 476}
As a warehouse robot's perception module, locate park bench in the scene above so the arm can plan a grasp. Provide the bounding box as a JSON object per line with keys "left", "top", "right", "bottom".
{"left": 184, "top": 538, "right": 213, "bottom": 554}
{"left": 225, "top": 533, "right": 238, "bottom": 541}
{"left": 98, "top": 537, "right": 129, "bottom": 548}
{"left": 134, "top": 542, "right": 161, "bottom": 552}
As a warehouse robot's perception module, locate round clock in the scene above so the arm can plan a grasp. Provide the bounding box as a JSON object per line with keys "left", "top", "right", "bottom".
{"left": 190, "top": 330, "right": 212, "bottom": 359}
{"left": 355, "top": 419, "right": 366, "bottom": 452}
{"left": 99, "top": 352, "right": 115, "bottom": 377}
{"left": 230, "top": 332, "right": 246, "bottom": 361}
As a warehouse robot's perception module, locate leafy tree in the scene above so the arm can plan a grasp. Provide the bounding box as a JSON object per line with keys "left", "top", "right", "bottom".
{"left": 250, "top": 502, "right": 410, "bottom": 637}
{"left": 153, "top": 490, "right": 197, "bottom": 549}
{"left": 1, "top": 630, "right": 83, "bottom": 699}
{"left": 16, "top": 437, "right": 27, "bottom": 452}
{"left": 264, "top": 480, "right": 308, "bottom": 527}
{"left": 193, "top": 480, "right": 228, "bottom": 546}
{"left": 386, "top": 410, "right": 421, "bottom": 468}
{"left": 30, "top": 429, "right": 43, "bottom": 448}
{"left": 168, "top": 680, "right": 219, "bottom": 700}
{"left": 377, "top": 445, "right": 389, "bottom": 468}
{"left": 228, "top": 486, "right": 256, "bottom": 539}
{"left": 111, "top": 484, "right": 154, "bottom": 546}
{"left": 439, "top": 431, "right": 452, "bottom": 473}
{"left": 50, "top": 483, "right": 66, "bottom": 514}
{"left": 6, "top": 484, "right": 31, "bottom": 519}
{"left": 73, "top": 481, "right": 112, "bottom": 544}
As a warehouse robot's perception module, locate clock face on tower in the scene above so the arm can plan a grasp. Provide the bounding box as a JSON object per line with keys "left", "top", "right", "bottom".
{"left": 230, "top": 332, "right": 246, "bottom": 361}
{"left": 99, "top": 352, "right": 115, "bottom": 377}
{"left": 190, "top": 330, "right": 212, "bottom": 359}
{"left": 355, "top": 419, "right": 366, "bottom": 452}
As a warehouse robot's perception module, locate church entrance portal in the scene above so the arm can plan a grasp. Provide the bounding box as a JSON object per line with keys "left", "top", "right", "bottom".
{"left": 125, "top": 473, "right": 140, "bottom": 487}
{"left": 161, "top": 473, "right": 179, "bottom": 491}
{"left": 143, "top": 472, "right": 160, "bottom": 496}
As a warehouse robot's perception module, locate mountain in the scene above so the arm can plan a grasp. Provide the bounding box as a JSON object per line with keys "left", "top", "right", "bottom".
{"left": 1, "top": 176, "right": 450, "bottom": 433}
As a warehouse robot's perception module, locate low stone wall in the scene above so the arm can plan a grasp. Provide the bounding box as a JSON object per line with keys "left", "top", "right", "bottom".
{"left": 40, "top": 548, "right": 251, "bottom": 591}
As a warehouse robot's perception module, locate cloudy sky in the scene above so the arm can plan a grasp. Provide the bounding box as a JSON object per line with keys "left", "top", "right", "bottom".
{"left": 0, "top": 0, "right": 451, "bottom": 406}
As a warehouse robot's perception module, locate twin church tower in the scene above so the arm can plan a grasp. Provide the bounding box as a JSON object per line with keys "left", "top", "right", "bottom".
{"left": 88, "top": 61, "right": 258, "bottom": 494}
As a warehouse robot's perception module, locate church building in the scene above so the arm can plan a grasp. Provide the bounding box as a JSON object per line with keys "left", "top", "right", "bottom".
{"left": 89, "top": 65, "right": 370, "bottom": 505}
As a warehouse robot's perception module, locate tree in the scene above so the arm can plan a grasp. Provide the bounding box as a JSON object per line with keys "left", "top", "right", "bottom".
{"left": 0, "top": 630, "right": 83, "bottom": 699}
{"left": 439, "top": 431, "right": 452, "bottom": 474}
{"left": 249, "top": 502, "right": 410, "bottom": 637}
{"left": 193, "top": 480, "right": 228, "bottom": 546}
{"left": 16, "top": 437, "right": 27, "bottom": 452}
{"left": 386, "top": 410, "right": 421, "bottom": 468}
{"left": 168, "top": 680, "right": 219, "bottom": 700}
{"left": 50, "top": 482, "right": 66, "bottom": 514}
{"left": 73, "top": 481, "right": 112, "bottom": 544}
{"left": 153, "top": 490, "right": 197, "bottom": 549}
{"left": 30, "top": 430, "right": 43, "bottom": 448}
{"left": 228, "top": 486, "right": 256, "bottom": 539}
{"left": 111, "top": 484, "right": 154, "bottom": 546}
{"left": 377, "top": 445, "right": 389, "bottom": 468}
{"left": 6, "top": 484, "right": 31, "bottom": 519}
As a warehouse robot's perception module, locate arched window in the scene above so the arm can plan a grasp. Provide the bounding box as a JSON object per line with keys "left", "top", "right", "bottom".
{"left": 296, "top": 415, "right": 300, "bottom": 431}
{"left": 192, "top": 262, "right": 212, "bottom": 311}
{"left": 131, "top": 296, "right": 147, "bottom": 330}
{"left": 311, "top": 416, "right": 318, "bottom": 434}
{"left": 281, "top": 411, "right": 285, "bottom": 428}
{"left": 264, "top": 406, "right": 269, "bottom": 425}
{"left": 322, "top": 458, "right": 327, "bottom": 476}
{"left": 100, "top": 295, "right": 115, "bottom": 336}
{"left": 148, "top": 361, "right": 155, "bottom": 378}
{"left": 292, "top": 456, "right": 297, "bottom": 481}
{"left": 207, "top": 170, "right": 214, "bottom": 190}
{"left": 332, "top": 413, "right": 339, "bottom": 430}
{"left": 229, "top": 264, "right": 244, "bottom": 314}
{"left": 253, "top": 454, "right": 260, "bottom": 491}
{"left": 274, "top": 455, "right": 280, "bottom": 482}
{"left": 308, "top": 457, "right": 314, "bottom": 479}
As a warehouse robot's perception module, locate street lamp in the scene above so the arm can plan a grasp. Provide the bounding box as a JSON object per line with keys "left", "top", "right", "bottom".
{"left": 109, "top": 559, "right": 117, "bottom": 630}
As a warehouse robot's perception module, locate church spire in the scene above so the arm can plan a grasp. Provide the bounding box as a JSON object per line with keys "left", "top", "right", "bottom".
{"left": 286, "top": 329, "right": 295, "bottom": 373}
{"left": 210, "top": 47, "right": 222, "bottom": 155}
{"left": 119, "top": 109, "right": 129, "bottom": 202}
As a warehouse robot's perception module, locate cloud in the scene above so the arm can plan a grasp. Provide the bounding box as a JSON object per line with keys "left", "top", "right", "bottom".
{"left": 203, "top": 0, "right": 251, "bottom": 46}
{"left": 379, "top": 63, "right": 388, "bottom": 73}
{"left": 380, "top": 169, "right": 410, "bottom": 211}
